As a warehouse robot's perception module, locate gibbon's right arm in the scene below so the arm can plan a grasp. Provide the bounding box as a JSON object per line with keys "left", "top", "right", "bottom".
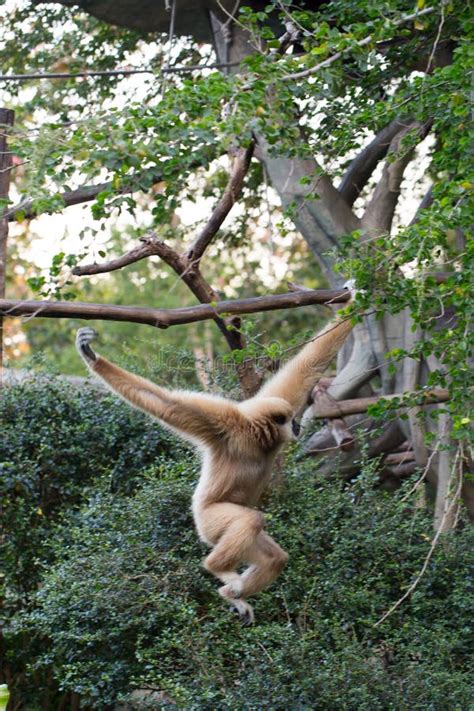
{"left": 258, "top": 306, "right": 354, "bottom": 413}
{"left": 76, "top": 327, "right": 231, "bottom": 444}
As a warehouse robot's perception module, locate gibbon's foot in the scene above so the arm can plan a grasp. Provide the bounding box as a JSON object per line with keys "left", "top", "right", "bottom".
{"left": 218, "top": 578, "right": 243, "bottom": 599}
{"left": 76, "top": 327, "right": 98, "bottom": 363}
{"left": 229, "top": 599, "right": 255, "bottom": 626}
{"left": 219, "top": 584, "right": 254, "bottom": 625}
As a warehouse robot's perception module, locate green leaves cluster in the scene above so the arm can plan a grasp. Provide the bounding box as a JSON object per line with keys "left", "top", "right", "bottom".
{"left": 2, "top": 381, "right": 471, "bottom": 708}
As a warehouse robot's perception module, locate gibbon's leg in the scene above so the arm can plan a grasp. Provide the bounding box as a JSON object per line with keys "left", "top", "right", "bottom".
{"left": 238, "top": 532, "right": 289, "bottom": 598}
{"left": 201, "top": 503, "right": 265, "bottom": 625}
{"left": 76, "top": 327, "right": 234, "bottom": 444}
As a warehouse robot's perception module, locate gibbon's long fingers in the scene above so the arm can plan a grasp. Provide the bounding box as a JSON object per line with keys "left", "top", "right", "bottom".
{"left": 76, "top": 327, "right": 98, "bottom": 363}
{"left": 257, "top": 311, "right": 354, "bottom": 412}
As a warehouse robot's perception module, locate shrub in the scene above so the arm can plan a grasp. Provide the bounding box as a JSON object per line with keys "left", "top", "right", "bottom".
{"left": 2, "top": 379, "right": 472, "bottom": 710}
{"left": 19, "top": 461, "right": 474, "bottom": 710}
{"left": 0, "top": 377, "right": 181, "bottom": 707}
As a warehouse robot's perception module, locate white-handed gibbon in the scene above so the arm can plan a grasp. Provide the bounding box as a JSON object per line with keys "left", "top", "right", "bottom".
{"left": 76, "top": 297, "right": 354, "bottom": 624}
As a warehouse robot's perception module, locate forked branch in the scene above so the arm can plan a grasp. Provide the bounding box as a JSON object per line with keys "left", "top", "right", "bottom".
{"left": 338, "top": 118, "right": 411, "bottom": 207}
{"left": 186, "top": 142, "right": 255, "bottom": 262}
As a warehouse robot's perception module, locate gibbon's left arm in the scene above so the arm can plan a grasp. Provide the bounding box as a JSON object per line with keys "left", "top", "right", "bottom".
{"left": 258, "top": 307, "right": 354, "bottom": 413}
{"left": 76, "top": 327, "right": 232, "bottom": 444}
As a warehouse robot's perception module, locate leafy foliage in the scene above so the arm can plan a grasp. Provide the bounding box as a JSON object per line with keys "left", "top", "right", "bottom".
{"left": 2, "top": 381, "right": 472, "bottom": 709}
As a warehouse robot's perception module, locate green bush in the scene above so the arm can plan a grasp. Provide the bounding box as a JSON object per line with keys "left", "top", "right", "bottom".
{"left": 19, "top": 465, "right": 474, "bottom": 710}
{"left": 0, "top": 377, "right": 180, "bottom": 707}
{"left": 2, "top": 380, "right": 472, "bottom": 710}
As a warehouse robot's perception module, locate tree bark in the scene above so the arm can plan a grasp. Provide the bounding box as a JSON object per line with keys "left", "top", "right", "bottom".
{"left": 0, "top": 108, "right": 14, "bottom": 381}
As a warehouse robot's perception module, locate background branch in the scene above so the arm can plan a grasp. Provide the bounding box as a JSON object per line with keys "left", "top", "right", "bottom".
{"left": 186, "top": 142, "right": 254, "bottom": 262}
{"left": 338, "top": 118, "right": 411, "bottom": 207}
{"left": 362, "top": 121, "right": 431, "bottom": 233}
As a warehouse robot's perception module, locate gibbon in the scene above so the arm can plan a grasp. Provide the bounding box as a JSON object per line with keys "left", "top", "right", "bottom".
{"left": 76, "top": 298, "right": 354, "bottom": 624}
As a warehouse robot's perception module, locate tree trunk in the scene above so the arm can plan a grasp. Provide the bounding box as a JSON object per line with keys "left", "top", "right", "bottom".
{"left": 0, "top": 108, "right": 14, "bottom": 383}
{"left": 211, "top": 21, "right": 471, "bottom": 524}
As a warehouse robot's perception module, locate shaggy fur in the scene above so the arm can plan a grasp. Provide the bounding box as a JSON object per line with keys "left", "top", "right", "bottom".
{"left": 76, "top": 306, "right": 353, "bottom": 624}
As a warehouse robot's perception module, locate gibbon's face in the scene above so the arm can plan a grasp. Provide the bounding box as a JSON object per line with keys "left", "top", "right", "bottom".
{"left": 239, "top": 397, "right": 298, "bottom": 446}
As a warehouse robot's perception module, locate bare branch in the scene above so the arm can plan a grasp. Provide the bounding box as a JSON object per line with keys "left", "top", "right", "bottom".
{"left": 186, "top": 142, "right": 254, "bottom": 262}
{"left": 409, "top": 184, "right": 434, "bottom": 225}
{"left": 362, "top": 121, "right": 431, "bottom": 233}
{"left": 0, "top": 288, "right": 352, "bottom": 328}
{"left": 338, "top": 119, "right": 410, "bottom": 207}
{"left": 72, "top": 233, "right": 185, "bottom": 277}
{"left": 310, "top": 388, "right": 450, "bottom": 419}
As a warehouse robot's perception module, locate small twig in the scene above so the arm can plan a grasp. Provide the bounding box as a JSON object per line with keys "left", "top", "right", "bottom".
{"left": 426, "top": 2, "right": 446, "bottom": 73}
{"left": 282, "top": 6, "right": 436, "bottom": 82}
{"left": 402, "top": 441, "right": 440, "bottom": 501}
{"left": 256, "top": 642, "right": 275, "bottom": 664}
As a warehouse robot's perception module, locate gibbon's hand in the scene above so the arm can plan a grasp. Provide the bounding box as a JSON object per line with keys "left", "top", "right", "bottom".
{"left": 76, "top": 327, "right": 98, "bottom": 363}
{"left": 343, "top": 279, "right": 357, "bottom": 302}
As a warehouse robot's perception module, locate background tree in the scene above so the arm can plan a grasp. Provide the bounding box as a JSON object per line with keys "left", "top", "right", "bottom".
{"left": 0, "top": 1, "right": 472, "bottom": 525}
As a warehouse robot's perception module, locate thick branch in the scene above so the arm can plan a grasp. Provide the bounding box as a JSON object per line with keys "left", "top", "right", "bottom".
{"left": 362, "top": 121, "right": 431, "bottom": 233}
{"left": 338, "top": 119, "right": 410, "bottom": 207}
{"left": 310, "top": 389, "right": 450, "bottom": 419}
{"left": 0, "top": 289, "right": 351, "bottom": 328}
{"left": 257, "top": 133, "right": 361, "bottom": 279}
{"left": 186, "top": 142, "right": 254, "bottom": 262}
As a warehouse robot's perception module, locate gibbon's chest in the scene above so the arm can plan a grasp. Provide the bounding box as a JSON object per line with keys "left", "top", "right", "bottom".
{"left": 193, "top": 449, "right": 275, "bottom": 508}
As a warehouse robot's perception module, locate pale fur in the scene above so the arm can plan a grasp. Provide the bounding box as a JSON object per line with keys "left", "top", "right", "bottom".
{"left": 75, "top": 306, "right": 353, "bottom": 624}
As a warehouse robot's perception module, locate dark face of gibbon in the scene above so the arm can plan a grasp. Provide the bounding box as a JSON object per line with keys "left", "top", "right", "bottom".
{"left": 238, "top": 397, "right": 298, "bottom": 451}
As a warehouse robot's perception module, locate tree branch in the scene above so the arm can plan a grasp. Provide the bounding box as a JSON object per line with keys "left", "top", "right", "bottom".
{"left": 409, "top": 184, "right": 434, "bottom": 225}
{"left": 6, "top": 157, "right": 206, "bottom": 222}
{"left": 72, "top": 233, "right": 184, "bottom": 276}
{"left": 310, "top": 388, "right": 450, "bottom": 419}
{"left": 72, "top": 140, "right": 255, "bottom": 391}
{"left": 281, "top": 6, "right": 436, "bottom": 82}
{"left": 362, "top": 121, "right": 431, "bottom": 233}
{"left": 338, "top": 118, "right": 410, "bottom": 207}
{"left": 256, "top": 131, "right": 361, "bottom": 279}
{"left": 0, "top": 62, "right": 241, "bottom": 82}
{"left": 186, "top": 142, "right": 254, "bottom": 262}
{"left": 6, "top": 181, "right": 113, "bottom": 221}
{"left": 0, "top": 288, "right": 351, "bottom": 328}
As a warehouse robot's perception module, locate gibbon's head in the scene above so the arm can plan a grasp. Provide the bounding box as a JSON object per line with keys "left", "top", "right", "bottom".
{"left": 238, "top": 396, "right": 298, "bottom": 449}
